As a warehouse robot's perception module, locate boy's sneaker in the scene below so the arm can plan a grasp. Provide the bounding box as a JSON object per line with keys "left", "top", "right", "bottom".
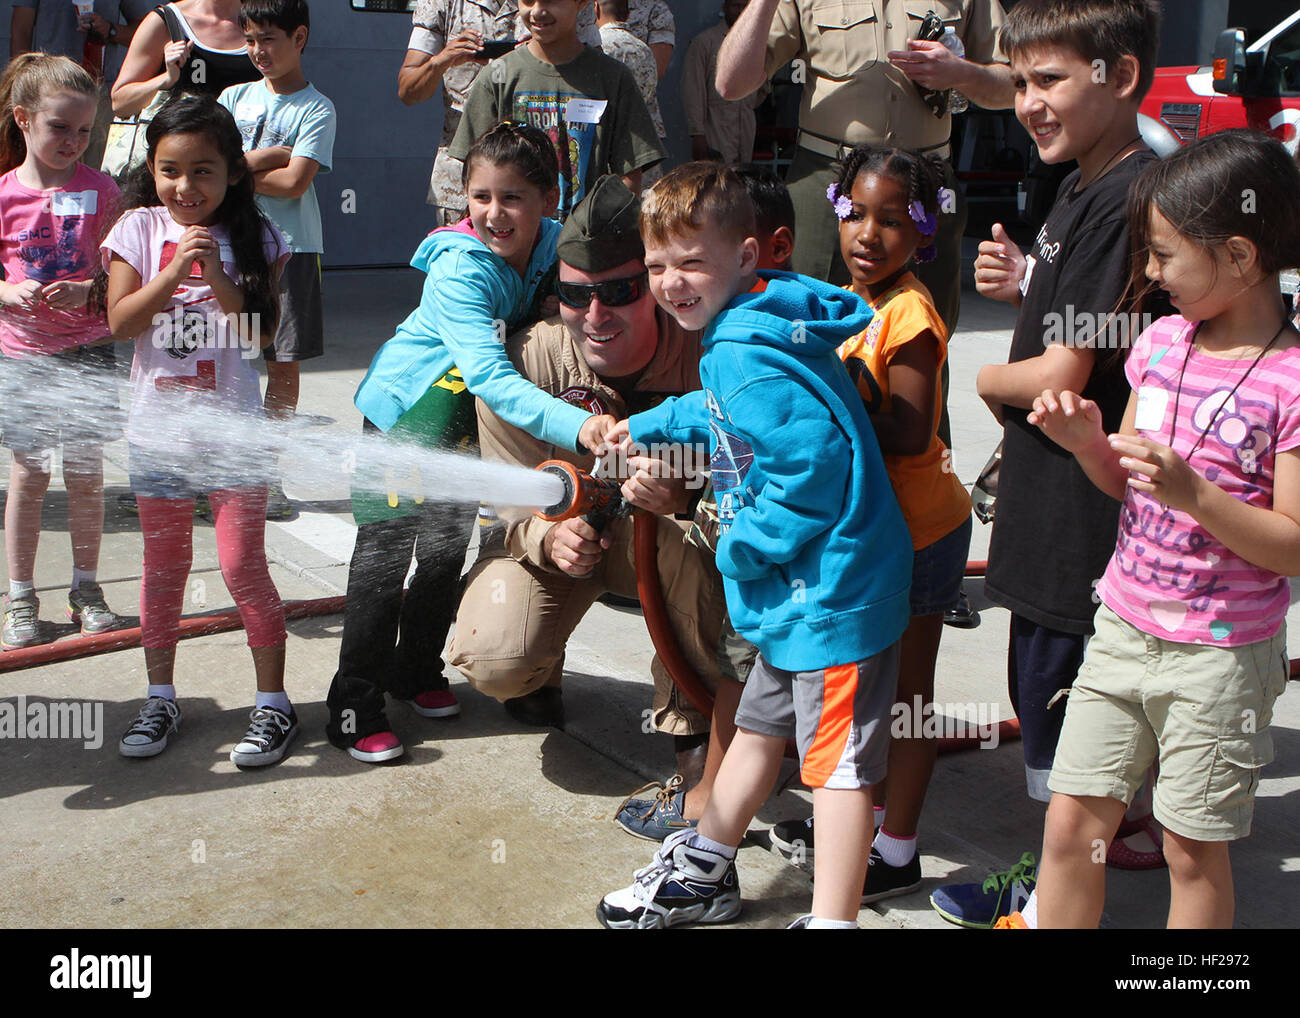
{"left": 929, "top": 852, "right": 1037, "bottom": 929}
{"left": 229, "top": 706, "right": 298, "bottom": 767}
{"left": 861, "top": 846, "right": 923, "bottom": 904}
{"left": 119, "top": 696, "right": 182, "bottom": 758}
{"left": 346, "top": 731, "right": 405, "bottom": 764}
{"left": 2, "top": 594, "right": 40, "bottom": 649}
{"left": 597, "top": 829, "right": 742, "bottom": 929}
{"left": 67, "top": 582, "right": 126, "bottom": 635}
{"left": 406, "top": 689, "right": 461, "bottom": 718}
{"left": 769, "top": 815, "right": 814, "bottom": 859}
{"left": 613, "top": 775, "right": 698, "bottom": 841}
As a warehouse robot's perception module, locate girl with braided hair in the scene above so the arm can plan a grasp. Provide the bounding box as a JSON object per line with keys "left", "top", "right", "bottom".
{"left": 770, "top": 144, "right": 973, "bottom": 901}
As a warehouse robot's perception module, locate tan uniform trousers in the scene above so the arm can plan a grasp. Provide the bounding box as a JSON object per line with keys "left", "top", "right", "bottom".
{"left": 449, "top": 513, "right": 725, "bottom": 736}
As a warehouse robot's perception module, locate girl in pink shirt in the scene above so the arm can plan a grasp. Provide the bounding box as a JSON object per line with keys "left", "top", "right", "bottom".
{"left": 0, "top": 54, "right": 125, "bottom": 651}
{"left": 1028, "top": 130, "right": 1300, "bottom": 929}
{"left": 101, "top": 93, "right": 292, "bottom": 766}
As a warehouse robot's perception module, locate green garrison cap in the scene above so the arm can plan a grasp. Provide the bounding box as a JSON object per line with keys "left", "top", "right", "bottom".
{"left": 556, "top": 175, "right": 644, "bottom": 270}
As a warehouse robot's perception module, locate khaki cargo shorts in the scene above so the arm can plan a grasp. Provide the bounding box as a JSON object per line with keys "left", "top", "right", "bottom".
{"left": 1049, "top": 603, "right": 1289, "bottom": 842}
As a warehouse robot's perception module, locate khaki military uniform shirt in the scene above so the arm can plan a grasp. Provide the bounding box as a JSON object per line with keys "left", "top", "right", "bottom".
{"left": 479, "top": 306, "right": 702, "bottom": 570}
{"left": 409, "top": 0, "right": 518, "bottom": 220}
{"left": 765, "top": 0, "right": 1006, "bottom": 154}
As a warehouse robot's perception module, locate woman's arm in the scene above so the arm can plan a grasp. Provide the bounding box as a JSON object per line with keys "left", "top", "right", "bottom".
{"left": 870, "top": 330, "right": 939, "bottom": 457}
{"left": 111, "top": 12, "right": 188, "bottom": 118}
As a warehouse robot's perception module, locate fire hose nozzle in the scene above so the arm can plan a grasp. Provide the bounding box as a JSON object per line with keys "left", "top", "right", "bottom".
{"left": 536, "top": 459, "right": 630, "bottom": 530}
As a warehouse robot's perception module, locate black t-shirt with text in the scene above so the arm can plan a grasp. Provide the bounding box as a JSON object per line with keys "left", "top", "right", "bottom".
{"left": 985, "top": 149, "right": 1160, "bottom": 634}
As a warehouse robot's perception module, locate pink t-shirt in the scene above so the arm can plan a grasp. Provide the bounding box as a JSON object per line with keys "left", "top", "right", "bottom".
{"left": 0, "top": 163, "right": 119, "bottom": 357}
{"left": 100, "top": 206, "right": 287, "bottom": 453}
{"left": 1097, "top": 314, "right": 1300, "bottom": 646}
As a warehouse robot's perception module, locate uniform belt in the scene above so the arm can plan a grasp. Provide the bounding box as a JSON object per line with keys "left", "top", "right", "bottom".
{"left": 797, "top": 129, "right": 951, "bottom": 163}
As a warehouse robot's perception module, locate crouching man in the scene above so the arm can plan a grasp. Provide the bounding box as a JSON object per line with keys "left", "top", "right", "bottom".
{"left": 449, "top": 175, "right": 726, "bottom": 795}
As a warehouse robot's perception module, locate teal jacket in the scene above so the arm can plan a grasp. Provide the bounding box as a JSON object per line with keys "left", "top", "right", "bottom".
{"left": 630, "top": 272, "right": 911, "bottom": 671}
{"left": 354, "top": 219, "right": 590, "bottom": 450}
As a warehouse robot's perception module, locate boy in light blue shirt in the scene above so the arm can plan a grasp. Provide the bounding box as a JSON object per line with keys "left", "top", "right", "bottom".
{"left": 218, "top": 0, "right": 336, "bottom": 515}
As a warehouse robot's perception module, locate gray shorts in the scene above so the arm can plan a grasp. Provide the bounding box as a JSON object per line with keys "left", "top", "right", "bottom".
{"left": 265, "top": 253, "right": 323, "bottom": 363}
{"left": 734, "top": 646, "right": 900, "bottom": 790}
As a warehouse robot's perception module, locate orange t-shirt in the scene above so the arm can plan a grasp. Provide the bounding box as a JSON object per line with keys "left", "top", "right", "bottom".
{"left": 838, "top": 274, "right": 971, "bottom": 550}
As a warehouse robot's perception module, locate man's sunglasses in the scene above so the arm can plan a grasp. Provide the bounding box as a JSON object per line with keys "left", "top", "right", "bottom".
{"left": 555, "top": 271, "right": 650, "bottom": 309}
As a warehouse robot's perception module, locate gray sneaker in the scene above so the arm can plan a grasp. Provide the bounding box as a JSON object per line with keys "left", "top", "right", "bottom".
{"left": 2, "top": 594, "right": 40, "bottom": 650}
{"left": 67, "top": 582, "right": 125, "bottom": 635}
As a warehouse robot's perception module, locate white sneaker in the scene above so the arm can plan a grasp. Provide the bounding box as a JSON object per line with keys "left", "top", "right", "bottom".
{"left": 597, "top": 829, "right": 741, "bottom": 929}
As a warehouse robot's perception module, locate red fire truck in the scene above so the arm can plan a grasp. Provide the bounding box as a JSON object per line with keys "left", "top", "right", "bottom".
{"left": 1140, "top": 9, "right": 1300, "bottom": 156}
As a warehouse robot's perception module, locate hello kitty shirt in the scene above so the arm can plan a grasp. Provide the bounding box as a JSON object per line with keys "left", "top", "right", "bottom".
{"left": 1095, "top": 314, "right": 1300, "bottom": 646}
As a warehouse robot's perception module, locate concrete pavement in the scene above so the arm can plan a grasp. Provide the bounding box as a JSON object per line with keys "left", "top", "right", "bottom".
{"left": 1, "top": 264, "right": 1296, "bottom": 929}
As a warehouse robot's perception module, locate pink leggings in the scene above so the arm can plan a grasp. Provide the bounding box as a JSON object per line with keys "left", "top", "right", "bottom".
{"left": 137, "top": 488, "right": 286, "bottom": 649}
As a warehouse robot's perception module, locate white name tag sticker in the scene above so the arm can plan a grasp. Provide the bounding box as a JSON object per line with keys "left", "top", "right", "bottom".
{"left": 51, "top": 190, "right": 97, "bottom": 216}
{"left": 564, "top": 98, "right": 607, "bottom": 124}
{"left": 234, "top": 102, "right": 262, "bottom": 123}
{"left": 1134, "top": 385, "right": 1169, "bottom": 432}
{"left": 1020, "top": 254, "right": 1036, "bottom": 297}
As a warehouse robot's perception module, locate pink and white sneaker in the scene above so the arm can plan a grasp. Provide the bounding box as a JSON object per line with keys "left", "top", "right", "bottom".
{"left": 407, "top": 689, "right": 461, "bottom": 718}
{"left": 348, "top": 731, "right": 404, "bottom": 764}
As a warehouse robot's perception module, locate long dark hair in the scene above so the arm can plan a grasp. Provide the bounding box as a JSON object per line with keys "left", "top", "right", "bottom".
{"left": 94, "top": 93, "right": 279, "bottom": 330}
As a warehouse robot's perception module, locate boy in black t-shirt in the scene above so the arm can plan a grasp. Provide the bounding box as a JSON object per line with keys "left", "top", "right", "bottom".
{"left": 928, "top": 0, "right": 1166, "bottom": 930}
{"left": 449, "top": 0, "right": 664, "bottom": 219}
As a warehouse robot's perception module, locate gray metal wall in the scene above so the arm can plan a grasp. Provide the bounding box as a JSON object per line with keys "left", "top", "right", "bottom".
{"left": 0, "top": 0, "right": 1259, "bottom": 267}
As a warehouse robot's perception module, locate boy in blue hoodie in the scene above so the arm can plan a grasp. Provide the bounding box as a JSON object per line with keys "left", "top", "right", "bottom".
{"left": 596, "top": 163, "right": 912, "bottom": 929}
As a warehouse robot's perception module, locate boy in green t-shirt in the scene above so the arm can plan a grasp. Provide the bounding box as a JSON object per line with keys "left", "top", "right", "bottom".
{"left": 449, "top": 0, "right": 664, "bottom": 219}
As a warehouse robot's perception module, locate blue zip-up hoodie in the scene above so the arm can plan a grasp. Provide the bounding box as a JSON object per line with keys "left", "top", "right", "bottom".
{"left": 629, "top": 272, "right": 912, "bottom": 672}
{"left": 354, "top": 219, "right": 591, "bottom": 450}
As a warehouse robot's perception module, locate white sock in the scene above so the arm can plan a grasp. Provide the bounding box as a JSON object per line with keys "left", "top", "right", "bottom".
{"left": 9, "top": 580, "right": 35, "bottom": 601}
{"left": 873, "top": 827, "right": 917, "bottom": 867}
{"left": 806, "top": 916, "right": 858, "bottom": 929}
{"left": 255, "top": 690, "right": 292, "bottom": 714}
{"left": 873, "top": 806, "right": 886, "bottom": 830}
{"left": 147, "top": 684, "right": 176, "bottom": 701}
{"left": 71, "top": 568, "right": 96, "bottom": 590}
{"left": 1021, "top": 890, "right": 1039, "bottom": 928}
{"left": 686, "top": 831, "right": 737, "bottom": 859}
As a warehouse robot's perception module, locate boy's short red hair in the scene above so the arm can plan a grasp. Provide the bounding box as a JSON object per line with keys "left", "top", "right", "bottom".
{"left": 640, "top": 162, "right": 757, "bottom": 250}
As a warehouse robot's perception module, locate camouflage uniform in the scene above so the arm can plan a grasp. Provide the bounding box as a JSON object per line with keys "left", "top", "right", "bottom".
{"left": 409, "top": 0, "right": 518, "bottom": 224}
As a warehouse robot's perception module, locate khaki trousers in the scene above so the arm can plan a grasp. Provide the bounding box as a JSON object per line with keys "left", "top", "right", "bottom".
{"left": 449, "top": 514, "right": 725, "bottom": 736}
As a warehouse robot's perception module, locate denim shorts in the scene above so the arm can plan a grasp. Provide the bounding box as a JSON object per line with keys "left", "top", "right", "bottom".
{"left": 909, "top": 516, "right": 972, "bottom": 616}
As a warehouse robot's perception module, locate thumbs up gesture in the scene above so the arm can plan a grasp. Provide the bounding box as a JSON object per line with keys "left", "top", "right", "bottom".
{"left": 974, "top": 222, "right": 1027, "bottom": 306}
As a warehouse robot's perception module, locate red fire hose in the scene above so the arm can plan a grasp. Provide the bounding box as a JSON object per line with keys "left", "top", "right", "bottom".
{"left": 0, "top": 596, "right": 345, "bottom": 674}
